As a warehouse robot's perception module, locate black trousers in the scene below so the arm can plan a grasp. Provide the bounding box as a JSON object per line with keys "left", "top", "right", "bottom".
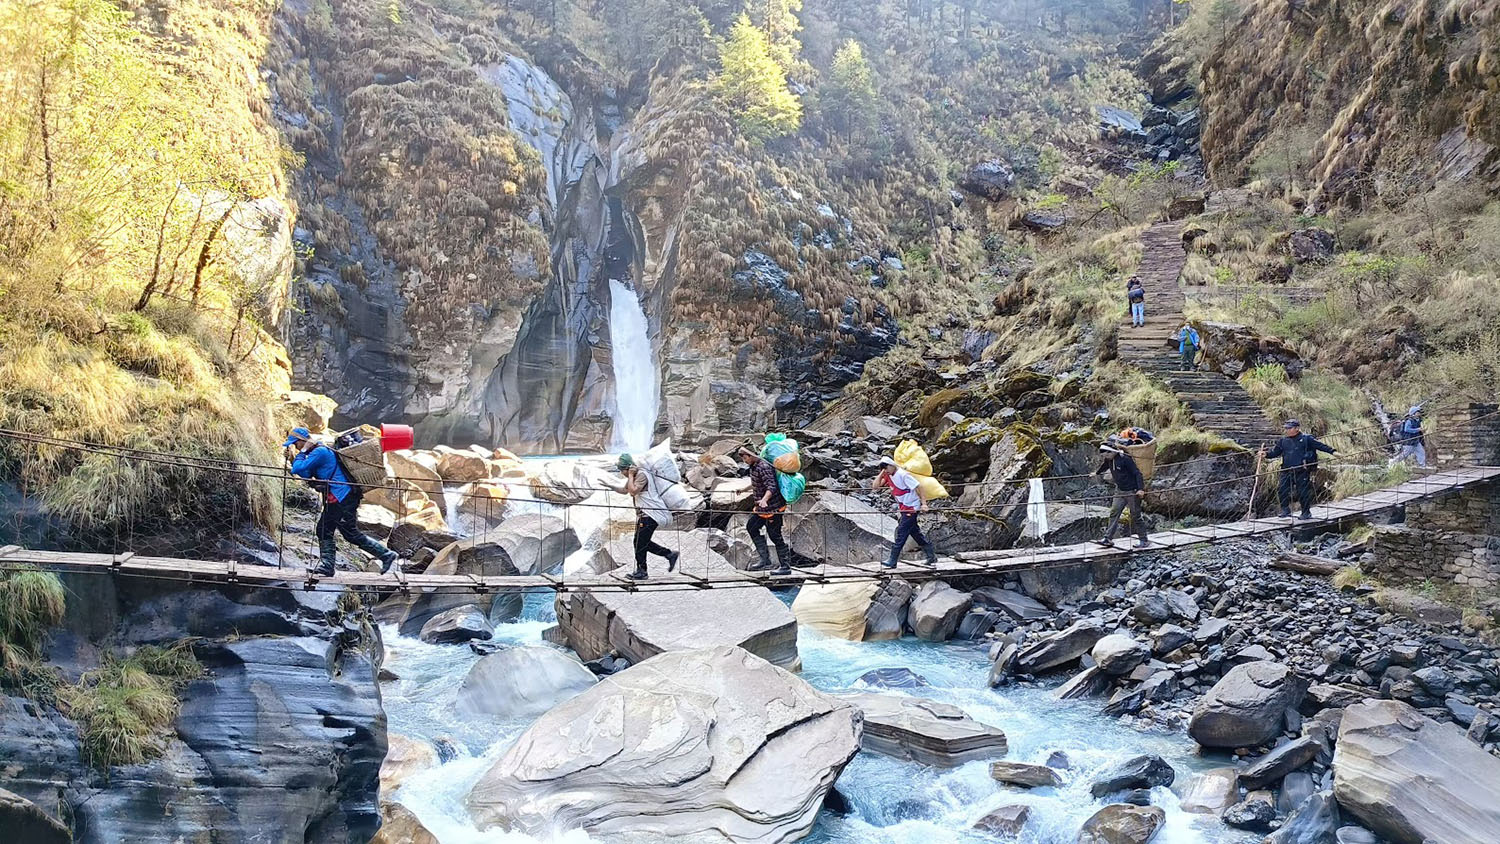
{"left": 747, "top": 511, "right": 790, "bottom": 561}
{"left": 633, "top": 515, "right": 673, "bottom": 571}
{"left": 888, "top": 512, "right": 935, "bottom": 565}
{"left": 1278, "top": 468, "right": 1313, "bottom": 514}
{"left": 1104, "top": 491, "right": 1148, "bottom": 542}
{"left": 316, "top": 492, "right": 395, "bottom": 565}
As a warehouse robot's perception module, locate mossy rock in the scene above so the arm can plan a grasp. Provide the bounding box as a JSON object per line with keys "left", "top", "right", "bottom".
{"left": 933, "top": 418, "right": 1052, "bottom": 479}
{"left": 996, "top": 369, "right": 1054, "bottom": 401}
{"left": 917, "top": 388, "right": 968, "bottom": 428}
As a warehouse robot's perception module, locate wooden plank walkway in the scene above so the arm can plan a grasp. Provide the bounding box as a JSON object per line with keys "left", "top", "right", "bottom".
{"left": 2, "top": 468, "right": 1497, "bottom": 594}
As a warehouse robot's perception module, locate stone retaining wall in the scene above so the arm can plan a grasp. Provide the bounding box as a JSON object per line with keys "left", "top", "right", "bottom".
{"left": 1369, "top": 480, "right": 1500, "bottom": 588}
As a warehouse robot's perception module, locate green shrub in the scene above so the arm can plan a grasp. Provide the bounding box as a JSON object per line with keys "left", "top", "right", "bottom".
{"left": 0, "top": 566, "right": 65, "bottom": 696}
{"left": 65, "top": 641, "right": 202, "bottom": 769}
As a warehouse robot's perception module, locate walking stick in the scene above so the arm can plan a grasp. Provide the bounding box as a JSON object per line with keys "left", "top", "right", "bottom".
{"left": 1244, "top": 448, "right": 1265, "bottom": 519}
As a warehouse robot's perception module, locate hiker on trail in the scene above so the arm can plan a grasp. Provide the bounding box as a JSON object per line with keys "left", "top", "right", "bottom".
{"left": 1390, "top": 406, "right": 1430, "bottom": 468}
{"left": 284, "top": 427, "right": 400, "bottom": 578}
{"left": 738, "top": 447, "right": 792, "bottom": 575}
{"left": 874, "top": 457, "right": 939, "bottom": 568}
{"left": 1176, "top": 322, "right": 1200, "bottom": 371}
{"left": 615, "top": 453, "right": 679, "bottom": 581}
{"left": 1093, "top": 437, "right": 1151, "bottom": 549}
{"left": 1127, "top": 277, "right": 1146, "bottom": 327}
{"left": 1260, "top": 419, "right": 1336, "bottom": 519}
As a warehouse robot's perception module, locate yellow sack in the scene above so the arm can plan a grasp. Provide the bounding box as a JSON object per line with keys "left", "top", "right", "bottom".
{"left": 891, "top": 440, "right": 949, "bottom": 500}
{"left": 893, "top": 439, "right": 933, "bottom": 477}
{"left": 916, "top": 474, "right": 950, "bottom": 501}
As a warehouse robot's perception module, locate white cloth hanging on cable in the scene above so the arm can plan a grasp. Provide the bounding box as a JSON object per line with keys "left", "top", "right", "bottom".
{"left": 1023, "top": 477, "right": 1049, "bottom": 540}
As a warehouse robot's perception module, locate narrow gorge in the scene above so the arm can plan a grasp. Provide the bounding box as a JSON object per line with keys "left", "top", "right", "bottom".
{"left": 3, "top": 0, "right": 1500, "bottom": 843}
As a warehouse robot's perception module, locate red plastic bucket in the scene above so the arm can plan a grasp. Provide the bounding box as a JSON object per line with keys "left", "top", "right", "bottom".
{"left": 379, "top": 423, "right": 414, "bottom": 452}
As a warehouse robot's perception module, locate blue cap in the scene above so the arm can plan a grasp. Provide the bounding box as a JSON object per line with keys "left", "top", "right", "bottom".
{"left": 283, "top": 427, "right": 312, "bottom": 448}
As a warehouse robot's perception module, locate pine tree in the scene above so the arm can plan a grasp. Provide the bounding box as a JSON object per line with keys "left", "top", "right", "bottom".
{"left": 825, "top": 39, "right": 876, "bottom": 136}
{"left": 716, "top": 14, "right": 802, "bottom": 142}
{"left": 751, "top": 0, "right": 803, "bottom": 71}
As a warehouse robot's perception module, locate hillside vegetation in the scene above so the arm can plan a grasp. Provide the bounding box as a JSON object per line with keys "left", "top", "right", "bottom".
{"left": 0, "top": 0, "right": 289, "bottom": 531}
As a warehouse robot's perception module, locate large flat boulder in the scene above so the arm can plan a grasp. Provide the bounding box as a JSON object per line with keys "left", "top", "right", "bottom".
{"left": 907, "top": 581, "right": 972, "bottom": 642}
{"left": 792, "top": 581, "right": 879, "bottom": 641}
{"left": 456, "top": 646, "right": 597, "bottom": 719}
{"left": 1333, "top": 700, "right": 1500, "bottom": 844}
{"left": 374, "top": 537, "right": 519, "bottom": 636}
{"left": 1189, "top": 661, "right": 1307, "bottom": 749}
{"left": 555, "top": 554, "right": 799, "bottom": 670}
{"left": 466, "top": 646, "right": 860, "bottom": 842}
{"left": 785, "top": 490, "right": 894, "bottom": 563}
{"left": 1015, "top": 620, "right": 1106, "bottom": 674}
{"left": 840, "top": 692, "right": 1007, "bottom": 767}
{"left": 529, "top": 458, "right": 616, "bottom": 505}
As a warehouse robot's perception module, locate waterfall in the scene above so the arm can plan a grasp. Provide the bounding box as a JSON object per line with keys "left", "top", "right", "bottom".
{"left": 608, "top": 278, "right": 658, "bottom": 452}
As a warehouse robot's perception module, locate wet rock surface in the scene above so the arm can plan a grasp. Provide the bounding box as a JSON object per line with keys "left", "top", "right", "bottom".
{"left": 841, "top": 692, "right": 1007, "bottom": 767}
{"left": 0, "top": 580, "right": 384, "bottom": 843}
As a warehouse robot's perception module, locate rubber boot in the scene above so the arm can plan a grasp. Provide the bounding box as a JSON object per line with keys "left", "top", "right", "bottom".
{"left": 924, "top": 544, "right": 939, "bottom": 566}
{"left": 748, "top": 537, "right": 773, "bottom": 572}
{"left": 626, "top": 564, "right": 648, "bottom": 580}
{"left": 314, "top": 537, "right": 337, "bottom": 577}
{"left": 771, "top": 547, "right": 791, "bottom": 576}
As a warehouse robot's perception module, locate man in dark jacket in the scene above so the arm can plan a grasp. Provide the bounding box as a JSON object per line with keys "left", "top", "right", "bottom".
{"left": 1093, "top": 438, "right": 1151, "bottom": 549}
{"left": 285, "top": 427, "right": 399, "bottom": 577}
{"left": 737, "top": 447, "right": 792, "bottom": 575}
{"left": 1260, "top": 419, "right": 1337, "bottom": 519}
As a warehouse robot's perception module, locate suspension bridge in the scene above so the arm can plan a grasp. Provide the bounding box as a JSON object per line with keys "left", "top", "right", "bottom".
{"left": 1, "top": 435, "right": 1495, "bottom": 594}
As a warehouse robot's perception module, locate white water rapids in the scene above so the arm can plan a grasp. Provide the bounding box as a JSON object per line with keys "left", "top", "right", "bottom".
{"left": 381, "top": 476, "right": 1260, "bottom": 844}
{"left": 607, "top": 278, "right": 659, "bottom": 454}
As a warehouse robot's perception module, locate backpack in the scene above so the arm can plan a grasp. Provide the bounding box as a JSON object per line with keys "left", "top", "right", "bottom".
{"left": 332, "top": 426, "right": 388, "bottom": 491}
{"left": 1121, "top": 440, "right": 1157, "bottom": 482}
{"left": 639, "top": 440, "right": 702, "bottom": 515}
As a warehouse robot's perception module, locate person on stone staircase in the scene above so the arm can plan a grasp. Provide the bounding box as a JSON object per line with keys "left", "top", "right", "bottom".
{"left": 284, "top": 426, "right": 400, "bottom": 578}
{"left": 1260, "top": 419, "right": 1337, "bottom": 519}
{"left": 1127, "top": 277, "right": 1146, "bottom": 326}
{"left": 615, "top": 453, "right": 680, "bottom": 581}
{"left": 1175, "top": 322, "right": 1200, "bottom": 370}
{"left": 737, "top": 447, "right": 792, "bottom": 575}
{"left": 875, "top": 457, "right": 939, "bottom": 568}
{"left": 1093, "top": 437, "right": 1151, "bottom": 549}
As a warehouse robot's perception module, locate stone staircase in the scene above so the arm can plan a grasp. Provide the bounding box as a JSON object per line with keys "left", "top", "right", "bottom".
{"left": 1117, "top": 221, "right": 1282, "bottom": 450}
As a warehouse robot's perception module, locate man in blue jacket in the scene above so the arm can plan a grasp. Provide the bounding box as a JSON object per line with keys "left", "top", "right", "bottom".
{"left": 1176, "top": 322, "right": 1201, "bottom": 371}
{"left": 1260, "top": 419, "right": 1337, "bottom": 519}
{"left": 285, "top": 427, "right": 399, "bottom": 577}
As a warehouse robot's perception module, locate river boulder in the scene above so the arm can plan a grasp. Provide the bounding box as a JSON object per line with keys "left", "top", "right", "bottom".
{"left": 1090, "top": 754, "right": 1175, "bottom": 797}
{"left": 990, "top": 761, "right": 1062, "bottom": 788}
{"left": 1130, "top": 588, "right": 1199, "bottom": 624}
{"left": 1092, "top": 634, "right": 1150, "bottom": 676}
{"left": 1015, "top": 620, "right": 1106, "bottom": 674}
{"left": 1175, "top": 767, "right": 1239, "bottom": 813}
{"left": 432, "top": 444, "right": 493, "bottom": 482}
{"left": 554, "top": 554, "right": 799, "bottom": 670}
{"left": 385, "top": 449, "right": 445, "bottom": 497}
{"left": 465, "top": 646, "right": 860, "bottom": 842}
{"left": 1333, "top": 699, "right": 1500, "bottom": 844}
{"left": 792, "top": 581, "right": 879, "bottom": 641}
{"left": 372, "top": 803, "right": 438, "bottom": 844}
{"left": 381, "top": 735, "right": 438, "bottom": 794}
{"left": 1077, "top": 803, "right": 1165, "bottom": 844}
{"left": 907, "top": 581, "right": 972, "bottom": 641}
{"left": 418, "top": 606, "right": 493, "bottom": 644}
{"left": 490, "top": 512, "right": 581, "bottom": 575}
{"left": 1189, "top": 661, "right": 1307, "bottom": 749}
{"left": 841, "top": 692, "right": 1007, "bottom": 767}
{"left": 1266, "top": 791, "right": 1341, "bottom": 844}
{"left": 456, "top": 646, "right": 598, "bottom": 719}
{"left": 863, "top": 578, "right": 915, "bottom": 641}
